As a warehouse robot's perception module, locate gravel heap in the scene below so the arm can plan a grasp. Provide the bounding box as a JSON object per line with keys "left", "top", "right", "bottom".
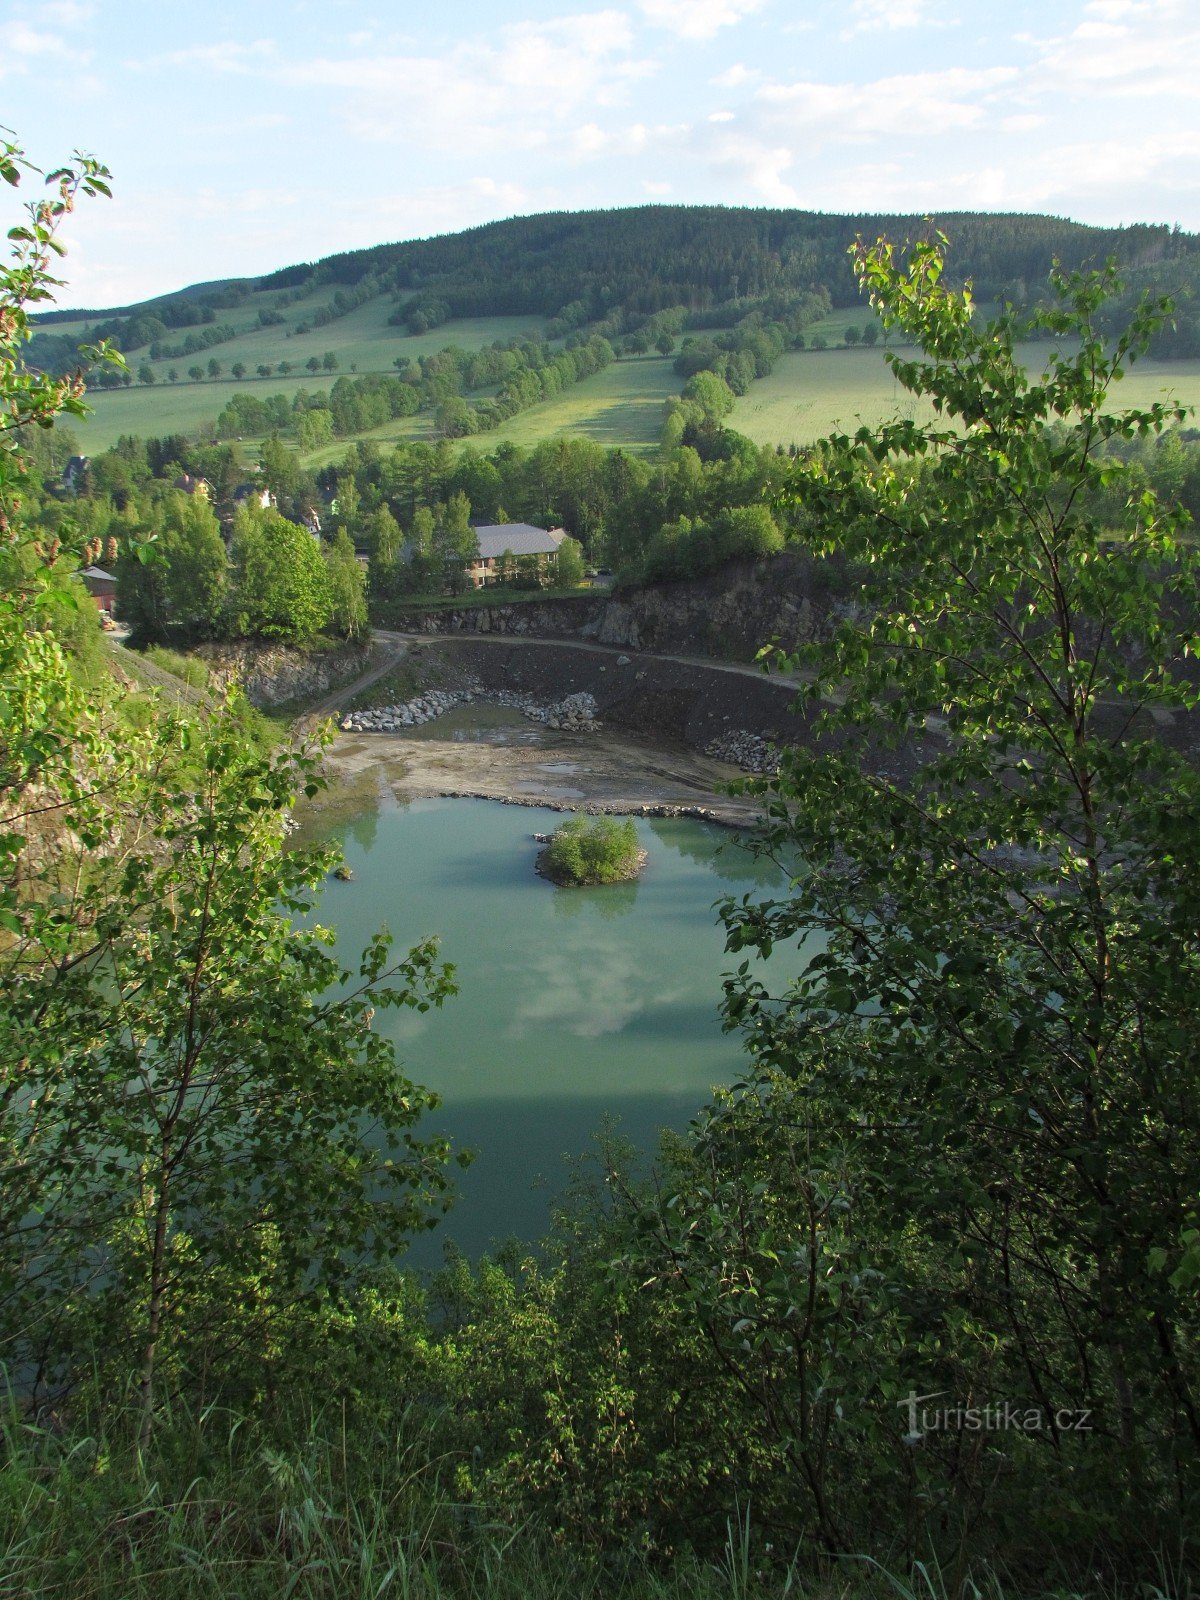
{"left": 340, "top": 683, "right": 602, "bottom": 734}
{"left": 704, "top": 729, "right": 781, "bottom": 775}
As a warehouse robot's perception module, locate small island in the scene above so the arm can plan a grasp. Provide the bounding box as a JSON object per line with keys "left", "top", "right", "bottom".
{"left": 537, "top": 815, "right": 647, "bottom": 886}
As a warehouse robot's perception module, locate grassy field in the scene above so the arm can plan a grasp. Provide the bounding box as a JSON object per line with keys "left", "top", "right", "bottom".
{"left": 68, "top": 311, "right": 553, "bottom": 451}
{"left": 300, "top": 353, "right": 680, "bottom": 469}
{"left": 731, "top": 344, "right": 1200, "bottom": 448}
{"left": 63, "top": 290, "right": 550, "bottom": 449}
{"left": 65, "top": 302, "right": 1200, "bottom": 460}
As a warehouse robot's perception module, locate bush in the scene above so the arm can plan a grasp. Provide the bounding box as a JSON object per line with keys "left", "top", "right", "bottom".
{"left": 541, "top": 816, "right": 644, "bottom": 885}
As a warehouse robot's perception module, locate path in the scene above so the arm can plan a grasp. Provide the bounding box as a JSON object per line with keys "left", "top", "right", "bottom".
{"left": 293, "top": 638, "right": 409, "bottom": 728}
{"left": 371, "top": 627, "right": 807, "bottom": 691}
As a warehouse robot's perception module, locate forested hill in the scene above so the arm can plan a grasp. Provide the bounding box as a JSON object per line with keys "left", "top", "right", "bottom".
{"left": 260, "top": 205, "right": 1197, "bottom": 312}
{"left": 32, "top": 204, "right": 1200, "bottom": 361}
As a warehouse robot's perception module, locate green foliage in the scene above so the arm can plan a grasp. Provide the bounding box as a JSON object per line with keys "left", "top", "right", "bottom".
{"left": 324, "top": 527, "right": 368, "bottom": 639}
{"left": 556, "top": 533, "right": 586, "bottom": 586}
{"left": 143, "top": 643, "right": 211, "bottom": 689}
{"left": 674, "top": 238, "right": 1200, "bottom": 1563}
{"left": 542, "top": 816, "right": 644, "bottom": 886}
{"left": 641, "top": 504, "right": 784, "bottom": 584}
{"left": 0, "top": 132, "right": 460, "bottom": 1458}
{"left": 227, "top": 504, "right": 332, "bottom": 641}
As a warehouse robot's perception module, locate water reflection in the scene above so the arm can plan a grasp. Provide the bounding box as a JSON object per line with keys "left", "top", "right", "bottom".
{"left": 549, "top": 878, "right": 639, "bottom": 920}
{"left": 646, "top": 816, "right": 788, "bottom": 886}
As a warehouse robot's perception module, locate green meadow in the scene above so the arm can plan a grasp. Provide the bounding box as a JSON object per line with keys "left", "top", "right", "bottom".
{"left": 65, "top": 294, "right": 549, "bottom": 450}
{"left": 730, "top": 344, "right": 1200, "bottom": 448}
{"left": 64, "top": 298, "right": 1200, "bottom": 459}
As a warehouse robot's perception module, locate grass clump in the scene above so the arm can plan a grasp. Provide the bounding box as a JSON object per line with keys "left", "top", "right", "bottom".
{"left": 540, "top": 815, "right": 646, "bottom": 886}
{"left": 143, "top": 645, "right": 211, "bottom": 690}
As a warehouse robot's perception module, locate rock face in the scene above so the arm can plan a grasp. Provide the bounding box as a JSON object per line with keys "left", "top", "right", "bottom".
{"left": 199, "top": 640, "right": 373, "bottom": 709}
{"left": 386, "top": 550, "right": 852, "bottom": 663}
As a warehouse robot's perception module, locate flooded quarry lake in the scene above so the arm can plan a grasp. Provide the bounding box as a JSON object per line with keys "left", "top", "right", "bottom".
{"left": 302, "top": 792, "right": 790, "bottom": 1257}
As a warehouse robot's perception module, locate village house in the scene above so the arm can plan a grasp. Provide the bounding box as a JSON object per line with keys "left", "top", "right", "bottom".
{"left": 466, "top": 523, "right": 565, "bottom": 589}
{"left": 78, "top": 565, "right": 117, "bottom": 616}
{"left": 173, "top": 472, "right": 210, "bottom": 500}
{"left": 232, "top": 483, "right": 273, "bottom": 511}
{"left": 61, "top": 455, "right": 89, "bottom": 495}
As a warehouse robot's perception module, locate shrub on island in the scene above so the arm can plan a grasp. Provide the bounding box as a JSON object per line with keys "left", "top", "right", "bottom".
{"left": 540, "top": 816, "right": 646, "bottom": 886}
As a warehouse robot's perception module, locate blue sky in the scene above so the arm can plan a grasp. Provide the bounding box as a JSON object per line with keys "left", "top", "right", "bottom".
{"left": 3, "top": 0, "right": 1198, "bottom": 308}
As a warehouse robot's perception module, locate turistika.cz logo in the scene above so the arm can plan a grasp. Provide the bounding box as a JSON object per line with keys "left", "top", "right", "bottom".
{"left": 898, "top": 1390, "right": 1093, "bottom": 1443}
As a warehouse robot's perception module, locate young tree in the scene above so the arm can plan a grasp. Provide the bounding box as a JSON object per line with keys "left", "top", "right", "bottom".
{"left": 159, "top": 487, "right": 228, "bottom": 638}
{"left": 366, "top": 504, "right": 401, "bottom": 565}
{"left": 0, "top": 137, "right": 459, "bottom": 1448}
{"left": 555, "top": 533, "right": 585, "bottom": 587}
{"left": 325, "top": 528, "right": 368, "bottom": 639}
{"left": 227, "top": 504, "right": 332, "bottom": 640}
{"left": 297, "top": 407, "right": 334, "bottom": 452}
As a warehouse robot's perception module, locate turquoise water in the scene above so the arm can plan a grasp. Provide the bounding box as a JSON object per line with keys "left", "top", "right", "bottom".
{"left": 305, "top": 797, "right": 788, "bottom": 1258}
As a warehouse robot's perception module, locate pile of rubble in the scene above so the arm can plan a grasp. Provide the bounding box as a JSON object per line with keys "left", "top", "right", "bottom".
{"left": 340, "top": 684, "right": 601, "bottom": 735}
{"left": 525, "top": 691, "right": 600, "bottom": 731}
{"left": 704, "top": 729, "right": 781, "bottom": 775}
{"left": 340, "top": 685, "right": 478, "bottom": 732}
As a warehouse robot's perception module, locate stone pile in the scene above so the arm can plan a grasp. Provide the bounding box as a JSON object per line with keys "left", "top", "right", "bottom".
{"left": 340, "top": 684, "right": 479, "bottom": 733}
{"left": 525, "top": 691, "right": 600, "bottom": 731}
{"left": 341, "top": 684, "right": 601, "bottom": 735}
{"left": 704, "top": 729, "right": 781, "bottom": 775}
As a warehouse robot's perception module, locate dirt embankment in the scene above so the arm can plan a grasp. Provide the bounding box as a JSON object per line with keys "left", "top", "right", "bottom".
{"left": 308, "top": 633, "right": 823, "bottom": 827}
{"left": 412, "top": 635, "right": 816, "bottom": 752}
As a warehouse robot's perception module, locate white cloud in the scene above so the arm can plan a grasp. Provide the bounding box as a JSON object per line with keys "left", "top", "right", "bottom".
{"left": 756, "top": 66, "right": 1017, "bottom": 142}
{"left": 844, "top": 0, "right": 937, "bottom": 33}
{"left": 711, "top": 62, "right": 759, "bottom": 87}
{"left": 1028, "top": 0, "right": 1200, "bottom": 100}
{"left": 38, "top": 1, "right": 95, "bottom": 24}
{"left": 706, "top": 131, "right": 799, "bottom": 205}
{"left": 1, "top": 21, "right": 69, "bottom": 58}
{"left": 643, "top": 179, "right": 672, "bottom": 194}
{"left": 638, "top": 0, "right": 767, "bottom": 42}
{"left": 1011, "top": 128, "right": 1200, "bottom": 210}
{"left": 142, "top": 39, "right": 276, "bottom": 74}
{"left": 568, "top": 120, "right": 686, "bottom": 161}
{"left": 708, "top": 110, "right": 736, "bottom": 122}
{"left": 277, "top": 13, "right": 652, "bottom": 153}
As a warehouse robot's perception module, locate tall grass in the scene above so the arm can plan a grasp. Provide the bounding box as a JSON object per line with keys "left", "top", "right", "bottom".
{"left": 1, "top": 1396, "right": 1189, "bottom": 1599}
{"left": 0, "top": 1400, "right": 837, "bottom": 1600}
{"left": 143, "top": 646, "right": 211, "bottom": 691}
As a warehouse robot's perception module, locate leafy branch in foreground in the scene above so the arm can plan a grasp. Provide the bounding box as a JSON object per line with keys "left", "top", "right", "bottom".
{"left": 605, "top": 238, "right": 1200, "bottom": 1569}
{"left": 0, "top": 135, "right": 461, "bottom": 1452}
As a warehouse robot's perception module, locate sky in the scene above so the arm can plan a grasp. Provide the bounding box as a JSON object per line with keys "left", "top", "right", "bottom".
{"left": 2, "top": 0, "right": 1199, "bottom": 309}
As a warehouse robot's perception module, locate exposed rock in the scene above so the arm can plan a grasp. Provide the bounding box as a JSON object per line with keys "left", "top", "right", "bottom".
{"left": 386, "top": 549, "right": 851, "bottom": 662}
{"left": 199, "top": 640, "right": 373, "bottom": 709}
